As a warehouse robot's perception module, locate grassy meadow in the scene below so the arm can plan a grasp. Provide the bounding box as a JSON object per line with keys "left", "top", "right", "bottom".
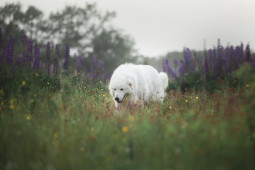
{"left": 1, "top": 66, "right": 255, "bottom": 170}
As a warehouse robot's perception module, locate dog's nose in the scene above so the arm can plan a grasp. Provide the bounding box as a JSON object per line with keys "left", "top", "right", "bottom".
{"left": 115, "top": 97, "right": 119, "bottom": 101}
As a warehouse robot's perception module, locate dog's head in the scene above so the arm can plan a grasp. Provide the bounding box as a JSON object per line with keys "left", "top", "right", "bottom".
{"left": 109, "top": 75, "right": 135, "bottom": 103}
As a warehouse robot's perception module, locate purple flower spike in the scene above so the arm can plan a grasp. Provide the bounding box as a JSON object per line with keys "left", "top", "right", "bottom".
{"left": 55, "top": 44, "right": 59, "bottom": 57}
{"left": 6, "top": 35, "right": 14, "bottom": 65}
{"left": 27, "top": 39, "right": 33, "bottom": 54}
{"left": 46, "top": 42, "right": 51, "bottom": 74}
{"left": 178, "top": 61, "right": 185, "bottom": 77}
{"left": 33, "top": 44, "right": 40, "bottom": 70}
{"left": 0, "top": 27, "right": 2, "bottom": 44}
{"left": 164, "top": 59, "right": 177, "bottom": 81}
{"left": 98, "top": 59, "right": 104, "bottom": 71}
{"left": 204, "top": 55, "right": 209, "bottom": 81}
{"left": 63, "top": 44, "right": 69, "bottom": 70}
{"left": 16, "top": 54, "right": 23, "bottom": 66}
{"left": 245, "top": 44, "right": 251, "bottom": 62}
{"left": 77, "top": 56, "right": 82, "bottom": 72}
{"left": 184, "top": 48, "right": 192, "bottom": 72}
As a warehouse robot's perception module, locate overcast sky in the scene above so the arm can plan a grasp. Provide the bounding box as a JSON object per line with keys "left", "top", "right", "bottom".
{"left": 2, "top": 0, "right": 255, "bottom": 56}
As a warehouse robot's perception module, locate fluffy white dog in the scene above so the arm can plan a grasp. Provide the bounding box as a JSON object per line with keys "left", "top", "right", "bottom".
{"left": 109, "top": 63, "right": 168, "bottom": 108}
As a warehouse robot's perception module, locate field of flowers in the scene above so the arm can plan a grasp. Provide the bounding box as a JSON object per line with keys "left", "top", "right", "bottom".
{"left": 1, "top": 28, "right": 255, "bottom": 170}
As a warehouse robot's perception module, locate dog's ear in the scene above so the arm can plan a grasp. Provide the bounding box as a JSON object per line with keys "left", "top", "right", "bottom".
{"left": 128, "top": 82, "right": 133, "bottom": 90}
{"left": 128, "top": 78, "right": 135, "bottom": 91}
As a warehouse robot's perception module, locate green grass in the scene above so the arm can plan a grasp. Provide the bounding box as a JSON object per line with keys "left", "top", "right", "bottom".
{"left": 1, "top": 75, "right": 255, "bottom": 170}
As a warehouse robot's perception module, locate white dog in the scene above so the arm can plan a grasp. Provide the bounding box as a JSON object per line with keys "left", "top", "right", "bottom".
{"left": 109, "top": 63, "right": 168, "bottom": 108}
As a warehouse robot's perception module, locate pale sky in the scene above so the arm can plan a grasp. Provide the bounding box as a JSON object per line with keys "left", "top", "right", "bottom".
{"left": 2, "top": 0, "right": 255, "bottom": 56}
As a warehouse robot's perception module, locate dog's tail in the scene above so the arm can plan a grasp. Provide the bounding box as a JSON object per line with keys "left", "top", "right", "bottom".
{"left": 159, "top": 72, "right": 169, "bottom": 90}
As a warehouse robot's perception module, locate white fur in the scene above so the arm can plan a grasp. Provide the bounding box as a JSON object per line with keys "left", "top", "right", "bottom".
{"left": 109, "top": 63, "right": 168, "bottom": 108}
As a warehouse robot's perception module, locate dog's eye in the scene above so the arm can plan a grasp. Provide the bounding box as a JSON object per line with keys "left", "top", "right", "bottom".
{"left": 120, "top": 88, "right": 124, "bottom": 91}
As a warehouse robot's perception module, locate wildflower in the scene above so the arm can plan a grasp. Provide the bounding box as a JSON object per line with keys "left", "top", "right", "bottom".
{"left": 80, "top": 147, "right": 85, "bottom": 152}
{"left": 1, "top": 101, "right": 4, "bottom": 105}
{"left": 185, "top": 99, "right": 188, "bottom": 103}
{"left": 30, "top": 99, "right": 34, "bottom": 103}
{"left": 196, "top": 96, "right": 199, "bottom": 100}
{"left": 26, "top": 114, "right": 31, "bottom": 120}
{"left": 169, "top": 106, "right": 173, "bottom": 110}
{"left": 246, "top": 84, "right": 250, "bottom": 88}
{"left": 53, "top": 133, "right": 58, "bottom": 139}
{"left": 35, "top": 73, "right": 39, "bottom": 77}
{"left": 0, "top": 89, "right": 3, "bottom": 94}
{"left": 130, "top": 116, "right": 135, "bottom": 121}
{"left": 9, "top": 105, "right": 15, "bottom": 109}
{"left": 22, "top": 81, "right": 26, "bottom": 86}
{"left": 122, "top": 126, "right": 129, "bottom": 133}
{"left": 47, "top": 82, "right": 50, "bottom": 85}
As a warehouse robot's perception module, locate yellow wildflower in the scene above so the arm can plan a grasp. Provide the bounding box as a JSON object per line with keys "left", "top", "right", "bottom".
{"left": 26, "top": 114, "right": 31, "bottom": 120}
{"left": 9, "top": 105, "right": 15, "bottom": 109}
{"left": 196, "top": 96, "right": 199, "bottom": 100}
{"left": 169, "top": 106, "right": 173, "bottom": 110}
{"left": 185, "top": 99, "right": 188, "bottom": 103}
{"left": 22, "top": 81, "right": 26, "bottom": 86}
{"left": 130, "top": 116, "right": 135, "bottom": 121}
{"left": 35, "top": 73, "right": 39, "bottom": 77}
{"left": 122, "top": 126, "right": 129, "bottom": 133}
{"left": 53, "top": 133, "right": 58, "bottom": 139}
{"left": 30, "top": 98, "right": 34, "bottom": 103}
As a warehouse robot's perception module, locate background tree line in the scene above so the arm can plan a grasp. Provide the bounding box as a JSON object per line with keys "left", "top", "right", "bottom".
{"left": 0, "top": 2, "right": 138, "bottom": 74}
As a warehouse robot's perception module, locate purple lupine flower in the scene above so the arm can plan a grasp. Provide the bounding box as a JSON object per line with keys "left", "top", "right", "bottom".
{"left": 24, "top": 51, "right": 32, "bottom": 67}
{"left": 0, "top": 27, "right": 2, "bottom": 41}
{"left": 224, "top": 47, "right": 231, "bottom": 73}
{"left": 0, "top": 27, "right": 2, "bottom": 47}
{"left": 204, "top": 55, "right": 209, "bottom": 81}
{"left": 6, "top": 35, "right": 14, "bottom": 65}
{"left": 229, "top": 46, "right": 234, "bottom": 71}
{"left": 98, "top": 59, "right": 104, "bottom": 71}
{"left": 184, "top": 48, "right": 192, "bottom": 72}
{"left": 207, "top": 49, "right": 214, "bottom": 69}
{"left": 55, "top": 44, "right": 59, "bottom": 57}
{"left": 90, "top": 65, "right": 96, "bottom": 80}
{"left": 251, "top": 54, "right": 255, "bottom": 68}
{"left": 33, "top": 44, "right": 40, "bottom": 70}
{"left": 239, "top": 43, "right": 244, "bottom": 63}
{"left": 245, "top": 44, "right": 251, "bottom": 62}
{"left": 234, "top": 46, "right": 240, "bottom": 69}
{"left": 54, "top": 44, "right": 59, "bottom": 74}
{"left": 77, "top": 56, "right": 82, "bottom": 72}
{"left": 164, "top": 59, "right": 177, "bottom": 81}
{"left": 27, "top": 38, "right": 33, "bottom": 54}
{"left": 46, "top": 42, "right": 51, "bottom": 75}
{"left": 63, "top": 44, "right": 69, "bottom": 70}
{"left": 178, "top": 61, "right": 185, "bottom": 77}
{"left": 16, "top": 54, "right": 23, "bottom": 66}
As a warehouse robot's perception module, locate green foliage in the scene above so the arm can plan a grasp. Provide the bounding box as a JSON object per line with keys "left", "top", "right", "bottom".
{"left": 0, "top": 65, "right": 60, "bottom": 100}
{"left": 0, "top": 75, "right": 255, "bottom": 170}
